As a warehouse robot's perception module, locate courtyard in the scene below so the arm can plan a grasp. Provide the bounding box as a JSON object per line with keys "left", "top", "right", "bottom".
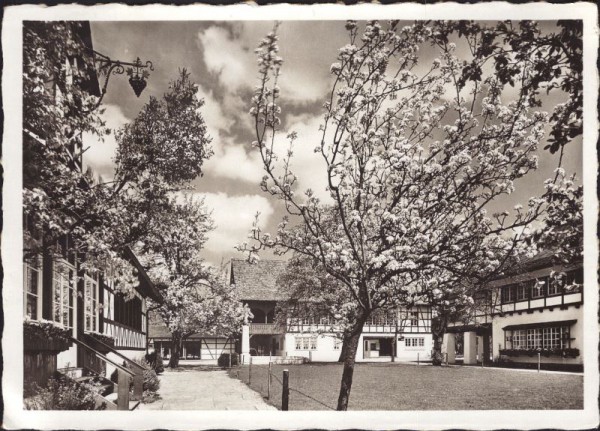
{"left": 228, "top": 363, "right": 583, "bottom": 410}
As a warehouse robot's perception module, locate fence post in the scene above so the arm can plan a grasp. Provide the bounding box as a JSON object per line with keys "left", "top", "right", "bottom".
{"left": 132, "top": 369, "right": 143, "bottom": 401}
{"left": 282, "top": 369, "right": 289, "bottom": 411}
{"left": 249, "top": 355, "right": 252, "bottom": 385}
{"left": 267, "top": 362, "right": 272, "bottom": 400}
{"left": 445, "top": 352, "right": 448, "bottom": 366}
{"left": 417, "top": 353, "right": 419, "bottom": 365}
{"left": 228, "top": 353, "right": 232, "bottom": 369}
{"left": 537, "top": 352, "right": 541, "bottom": 373}
{"left": 117, "top": 369, "right": 130, "bottom": 410}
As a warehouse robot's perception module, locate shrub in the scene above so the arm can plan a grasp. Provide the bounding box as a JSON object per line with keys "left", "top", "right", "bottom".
{"left": 145, "top": 350, "right": 165, "bottom": 375}
{"left": 24, "top": 376, "right": 106, "bottom": 410}
{"left": 218, "top": 352, "right": 239, "bottom": 368}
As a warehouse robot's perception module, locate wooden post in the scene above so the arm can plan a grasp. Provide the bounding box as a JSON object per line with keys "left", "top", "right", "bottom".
{"left": 267, "top": 362, "right": 272, "bottom": 400}
{"left": 417, "top": 353, "right": 420, "bottom": 365}
{"left": 228, "top": 353, "right": 232, "bottom": 368}
{"left": 249, "top": 355, "right": 252, "bottom": 385}
{"left": 131, "top": 369, "right": 143, "bottom": 401}
{"left": 282, "top": 369, "right": 289, "bottom": 411}
{"left": 117, "top": 369, "right": 130, "bottom": 410}
{"left": 537, "top": 352, "right": 541, "bottom": 373}
{"left": 445, "top": 352, "right": 448, "bottom": 366}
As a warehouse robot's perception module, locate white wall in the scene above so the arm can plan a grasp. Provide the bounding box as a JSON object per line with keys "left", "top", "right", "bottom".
{"left": 283, "top": 332, "right": 433, "bottom": 362}
{"left": 395, "top": 335, "right": 433, "bottom": 361}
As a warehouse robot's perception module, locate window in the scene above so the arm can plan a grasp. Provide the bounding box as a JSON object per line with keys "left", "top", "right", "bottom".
{"left": 84, "top": 275, "right": 99, "bottom": 332}
{"left": 516, "top": 284, "right": 528, "bottom": 301}
{"left": 512, "top": 330, "right": 527, "bottom": 349}
{"left": 405, "top": 337, "right": 424, "bottom": 347}
{"left": 511, "top": 326, "right": 570, "bottom": 350}
{"left": 295, "top": 336, "right": 317, "bottom": 350}
{"left": 531, "top": 279, "right": 545, "bottom": 298}
{"left": 52, "top": 260, "right": 76, "bottom": 329}
{"left": 333, "top": 338, "right": 342, "bottom": 350}
{"left": 319, "top": 316, "right": 331, "bottom": 325}
{"left": 501, "top": 285, "right": 514, "bottom": 303}
{"left": 543, "top": 327, "right": 563, "bottom": 349}
{"left": 114, "top": 293, "right": 143, "bottom": 331}
{"left": 24, "top": 257, "right": 42, "bottom": 320}
{"left": 527, "top": 328, "right": 542, "bottom": 349}
{"left": 409, "top": 311, "right": 419, "bottom": 326}
{"left": 547, "top": 275, "right": 563, "bottom": 295}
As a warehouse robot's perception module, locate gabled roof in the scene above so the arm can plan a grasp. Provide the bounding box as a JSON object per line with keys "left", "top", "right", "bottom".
{"left": 147, "top": 311, "right": 229, "bottom": 340}
{"left": 124, "top": 246, "right": 163, "bottom": 303}
{"left": 230, "top": 259, "right": 289, "bottom": 301}
{"left": 489, "top": 248, "right": 582, "bottom": 287}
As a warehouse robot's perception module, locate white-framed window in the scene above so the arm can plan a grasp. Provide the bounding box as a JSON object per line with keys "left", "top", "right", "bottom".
{"left": 543, "top": 327, "right": 563, "bottom": 349}
{"left": 547, "top": 277, "right": 563, "bottom": 295}
{"left": 295, "top": 335, "right": 317, "bottom": 350}
{"left": 300, "top": 316, "right": 314, "bottom": 325}
{"left": 526, "top": 328, "right": 542, "bottom": 349}
{"left": 104, "top": 289, "right": 113, "bottom": 320}
{"left": 512, "top": 330, "right": 527, "bottom": 349}
{"left": 531, "top": 279, "right": 545, "bottom": 298}
{"left": 409, "top": 311, "right": 419, "bottom": 326}
{"left": 501, "top": 285, "right": 514, "bottom": 303}
{"left": 511, "top": 326, "right": 569, "bottom": 350}
{"left": 24, "top": 256, "right": 42, "bottom": 320}
{"left": 405, "top": 337, "right": 424, "bottom": 347}
{"left": 52, "top": 260, "right": 76, "bottom": 330}
{"left": 84, "top": 274, "right": 99, "bottom": 332}
{"left": 516, "top": 284, "right": 528, "bottom": 301}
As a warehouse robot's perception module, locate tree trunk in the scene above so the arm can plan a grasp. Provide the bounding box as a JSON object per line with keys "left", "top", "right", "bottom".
{"left": 168, "top": 332, "right": 182, "bottom": 368}
{"left": 336, "top": 313, "right": 368, "bottom": 411}
{"left": 337, "top": 336, "right": 349, "bottom": 363}
{"left": 431, "top": 315, "right": 448, "bottom": 366}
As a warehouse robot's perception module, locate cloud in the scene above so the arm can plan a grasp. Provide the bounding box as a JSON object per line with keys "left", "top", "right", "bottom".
{"left": 197, "top": 22, "right": 333, "bottom": 105}
{"left": 197, "top": 192, "right": 275, "bottom": 259}
{"left": 278, "top": 113, "right": 331, "bottom": 202}
{"left": 204, "top": 139, "right": 264, "bottom": 184}
{"left": 198, "top": 26, "right": 251, "bottom": 94}
{"left": 82, "top": 104, "right": 130, "bottom": 180}
{"left": 196, "top": 85, "right": 233, "bottom": 138}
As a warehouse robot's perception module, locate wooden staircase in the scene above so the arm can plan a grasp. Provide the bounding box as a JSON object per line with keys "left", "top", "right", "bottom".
{"left": 66, "top": 337, "right": 147, "bottom": 410}
{"left": 57, "top": 366, "right": 141, "bottom": 410}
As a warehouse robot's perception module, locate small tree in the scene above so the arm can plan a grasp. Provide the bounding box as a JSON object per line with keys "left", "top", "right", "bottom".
{"left": 242, "top": 21, "right": 577, "bottom": 410}
{"left": 147, "top": 196, "right": 244, "bottom": 368}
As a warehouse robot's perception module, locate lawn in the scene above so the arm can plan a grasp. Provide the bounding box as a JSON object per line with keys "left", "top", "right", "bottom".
{"left": 228, "top": 363, "right": 583, "bottom": 410}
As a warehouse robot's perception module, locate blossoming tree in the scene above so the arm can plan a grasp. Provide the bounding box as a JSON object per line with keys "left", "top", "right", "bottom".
{"left": 23, "top": 21, "right": 212, "bottom": 296}
{"left": 146, "top": 196, "right": 244, "bottom": 368}
{"left": 241, "top": 21, "right": 579, "bottom": 410}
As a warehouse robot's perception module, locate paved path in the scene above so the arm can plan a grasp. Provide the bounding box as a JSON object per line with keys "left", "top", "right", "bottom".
{"left": 138, "top": 366, "right": 275, "bottom": 410}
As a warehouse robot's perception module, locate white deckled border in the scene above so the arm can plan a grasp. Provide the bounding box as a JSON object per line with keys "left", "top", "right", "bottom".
{"left": 2, "top": 2, "right": 598, "bottom": 430}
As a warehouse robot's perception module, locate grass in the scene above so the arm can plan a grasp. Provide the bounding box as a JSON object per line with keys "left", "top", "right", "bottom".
{"left": 227, "top": 363, "right": 583, "bottom": 410}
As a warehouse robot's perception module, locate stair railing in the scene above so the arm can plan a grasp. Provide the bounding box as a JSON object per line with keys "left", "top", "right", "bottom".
{"left": 70, "top": 337, "right": 135, "bottom": 410}
{"left": 85, "top": 335, "right": 147, "bottom": 401}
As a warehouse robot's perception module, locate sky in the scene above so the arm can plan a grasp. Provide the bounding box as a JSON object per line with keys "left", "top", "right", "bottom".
{"left": 83, "top": 20, "right": 582, "bottom": 266}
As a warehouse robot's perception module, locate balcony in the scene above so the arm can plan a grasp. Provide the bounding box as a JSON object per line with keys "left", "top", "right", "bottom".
{"left": 249, "top": 323, "right": 284, "bottom": 335}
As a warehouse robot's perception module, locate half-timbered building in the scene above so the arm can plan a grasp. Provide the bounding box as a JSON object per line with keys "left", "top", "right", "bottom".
{"left": 229, "top": 259, "right": 433, "bottom": 364}
{"left": 22, "top": 21, "right": 162, "bottom": 410}
{"left": 444, "top": 249, "right": 583, "bottom": 371}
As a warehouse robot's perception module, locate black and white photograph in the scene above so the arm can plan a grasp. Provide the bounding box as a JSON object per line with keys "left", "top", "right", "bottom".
{"left": 2, "top": 2, "right": 598, "bottom": 429}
